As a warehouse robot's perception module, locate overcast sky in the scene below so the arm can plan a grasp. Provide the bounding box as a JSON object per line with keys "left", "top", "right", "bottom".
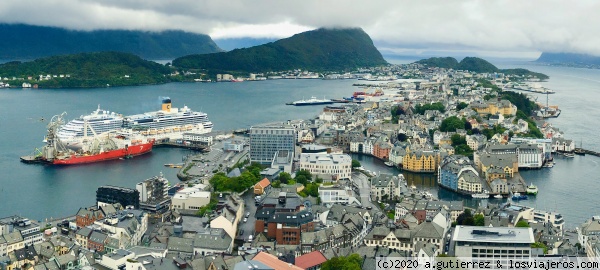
{"left": 2, "top": 0, "right": 598, "bottom": 58}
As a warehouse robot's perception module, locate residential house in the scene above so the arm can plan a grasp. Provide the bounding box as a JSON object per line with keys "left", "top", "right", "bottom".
{"left": 403, "top": 148, "right": 440, "bottom": 173}
{"left": 371, "top": 174, "right": 403, "bottom": 201}
{"left": 254, "top": 178, "right": 271, "bottom": 195}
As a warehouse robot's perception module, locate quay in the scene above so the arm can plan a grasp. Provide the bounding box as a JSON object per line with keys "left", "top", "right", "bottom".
{"left": 574, "top": 148, "right": 599, "bottom": 157}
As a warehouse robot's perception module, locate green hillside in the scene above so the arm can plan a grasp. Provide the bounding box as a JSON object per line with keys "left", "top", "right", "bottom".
{"left": 0, "top": 52, "right": 171, "bottom": 88}
{"left": 173, "top": 28, "right": 387, "bottom": 72}
{"left": 415, "top": 56, "right": 548, "bottom": 80}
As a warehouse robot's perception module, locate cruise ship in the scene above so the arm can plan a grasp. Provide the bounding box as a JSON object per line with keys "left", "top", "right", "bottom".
{"left": 56, "top": 98, "right": 213, "bottom": 147}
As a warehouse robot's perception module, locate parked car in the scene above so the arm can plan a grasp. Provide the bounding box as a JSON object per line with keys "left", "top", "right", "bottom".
{"left": 243, "top": 218, "right": 248, "bottom": 223}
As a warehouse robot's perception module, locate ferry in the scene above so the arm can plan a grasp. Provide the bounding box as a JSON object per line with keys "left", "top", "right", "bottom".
{"left": 526, "top": 184, "right": 538, "bottom": 195}
{"left": 286, "top": 96, "right": 334, "bottom": 106}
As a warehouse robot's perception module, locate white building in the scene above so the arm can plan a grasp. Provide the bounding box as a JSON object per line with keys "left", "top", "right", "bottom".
{"left": 183, "top": 133, "right": 213, "bottom": 145}
{"left": 453, "top": 226, "right": 534, "bottom": 258}
{"left": 371, "top": 174, "right": 403, "bottom": 201}
{"left": 577, "top": 216, "right": 600, "bottom": 256}
{"left": 223, "top": 140, "right": 244, "bottom": 152}
{"left": 171, "top": 186, "right": 211, "bottom": 211}
{"left": 318, "top": 185, "right": 361, "bottom": 205}
{"left": 299, "top": 153, "right": 352, "bottom": 180}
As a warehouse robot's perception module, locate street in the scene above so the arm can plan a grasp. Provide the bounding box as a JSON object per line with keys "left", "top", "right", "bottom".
{"left": 352, "top": 171, "right": 375, "bottom": 208}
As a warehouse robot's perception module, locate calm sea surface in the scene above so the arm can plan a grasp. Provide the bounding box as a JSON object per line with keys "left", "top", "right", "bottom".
{"left": 0, "top": 63, "right": 599, "bottom": 228}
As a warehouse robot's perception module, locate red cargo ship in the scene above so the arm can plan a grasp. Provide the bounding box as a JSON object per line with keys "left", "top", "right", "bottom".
{"left": 52, "top": 139, "right": 154, "bottom": 165}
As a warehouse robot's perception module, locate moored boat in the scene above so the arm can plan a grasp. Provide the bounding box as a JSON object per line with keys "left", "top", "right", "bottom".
{"left": 494, "top": 194, "right": 503, "bottom": 199}
{"left": 53, "top": 139, "right": 154, "bottom": 165}
{"left": 471, "top": 191, "right": 490, "bottom": 199}
{"left": 512, "top": 192, "right": 528, "bottom": 200}
{"left": 526, "top": 183, "right": 538, "bottom": 195}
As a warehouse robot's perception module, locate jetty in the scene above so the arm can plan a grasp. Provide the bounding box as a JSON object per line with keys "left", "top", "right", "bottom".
{"left": 574, "top": 148, "right": 600, "bottom": 157}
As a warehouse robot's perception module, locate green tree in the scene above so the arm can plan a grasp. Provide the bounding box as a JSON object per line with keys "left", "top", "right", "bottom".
{"left": 322, "top": 254, "right": 362, "bottom": 270}
{"left": 516, "top": 220, "right": 530, "bottom": 227}
{"left": 474, "top": 214, "right": 485, "bottom": 226}
{"left": 295, "top": 169, "right": 313, "bottom": 182}
{"left": 450, "top": 134, "right": 467, "bottom": 146}
{"left": 271, "top": 180, "right": 281, "bottom": 188}
{"left": 456, "top": 102, "right": 469, "bottom": 111}
{"left": 440, "top": 116, "right": 465, "bottom": 132}
{"left": 295, "top": 175, "right": 308, "bottom": 185}
{"left": 531, "top": 242, "right": 548, "bottom": 254}
{"left": 351, "top": 159, "right": 361, "bottom": 168}
{"left": 278, "top": 172, "right": 292, "bottom": 184}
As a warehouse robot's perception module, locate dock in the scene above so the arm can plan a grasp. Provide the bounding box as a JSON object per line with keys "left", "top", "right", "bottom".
{"left": 574, "top": 148, "right": 600, "bottom": 157}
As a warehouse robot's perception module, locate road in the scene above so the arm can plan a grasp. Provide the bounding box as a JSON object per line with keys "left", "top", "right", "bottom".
{"left": 236, "top": 190, "right": 259, "bottom": 242}
{"left": 352, "top": 172, "right": 374, "bottom": 208}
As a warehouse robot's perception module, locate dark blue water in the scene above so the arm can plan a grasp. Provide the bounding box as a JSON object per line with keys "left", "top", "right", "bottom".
{"left": 0, "top": 80, "right": 355, "bottom": 220}
{"left": 1, "top": 65, "right": 599, "bottom": 229}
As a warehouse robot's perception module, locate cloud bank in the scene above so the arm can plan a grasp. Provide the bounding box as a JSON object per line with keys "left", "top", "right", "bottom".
{"left": 1, "top": 0, "right": 598, "bottom": 56}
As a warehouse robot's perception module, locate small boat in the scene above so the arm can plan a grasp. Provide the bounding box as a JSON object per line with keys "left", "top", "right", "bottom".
{"left": 384, "top": 161, "right": 395, "bottom": 167}
{"left": 494, "top": 194, "right": 503, "bottom": 199}
{"left": 543, "top": 161, "right": 554, "bottom": 168}
{"left": 471, "top": 191, "right": 489, "bottom": 199}
{"left": 564, "top": 152, "right": 575, "bottom": 158}
{"left": 512, "top": 192, "right": 528, "bottom": 200}
{"left": 526, "top": 184, "right": 538, "bottom": 195}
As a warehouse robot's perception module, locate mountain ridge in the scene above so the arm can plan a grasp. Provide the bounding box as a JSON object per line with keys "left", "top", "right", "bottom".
{"left": 416, "top": 56, "right": 549, "bottom": 80}
{"left": 172, "top": 28, "right": 388, "bottom": 72}
{"left": 0, "top": 24, "right": 222, "bottom": 60}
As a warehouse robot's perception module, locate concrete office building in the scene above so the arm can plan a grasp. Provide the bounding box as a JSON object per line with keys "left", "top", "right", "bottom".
{"left": 452, "top": 226, "right": 534, "bottom": 259}
{"left": 250, "top": 124, "right": 296, "bottom": 164}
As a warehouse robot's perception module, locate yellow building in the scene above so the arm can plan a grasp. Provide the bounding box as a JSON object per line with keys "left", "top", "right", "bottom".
{"left": 402, "top": 148, "right": 441, "bottom": 173}
{"left": 471, "top": 100, "right": 517, "bottom": 116}
{"left": 457, "top": 170, "right": 482, "bottom": 193}
{"left": 476, "top": 154, "right": 518, "bottom": 180}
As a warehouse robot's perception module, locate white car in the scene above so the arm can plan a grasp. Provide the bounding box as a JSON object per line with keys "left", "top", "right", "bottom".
{"left": 243, "top": 218, "right": 248, "bottom": 223}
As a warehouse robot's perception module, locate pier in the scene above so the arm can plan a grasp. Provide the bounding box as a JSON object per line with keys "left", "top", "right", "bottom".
{"left": 574, "top": 148, "right": 600, "bottom": 157}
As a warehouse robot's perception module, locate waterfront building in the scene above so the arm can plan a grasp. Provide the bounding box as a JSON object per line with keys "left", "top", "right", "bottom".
{"left": 223, "top": 140, "right": 244, "bottom": 152}
{"left": 250, "top": 124, "right": 296, "bottom": 164}
{"left": 136, "top": 173, "right": 170, "bottom": 213}
{"left": 389, "top": 145, "right": 407, "bottom": 166}
{"left": 183, "top": 132, "right": 213, "bottom": 146}
{"left": 298, "top": 153, "right": 352, "bottom": 181}
{"left": 403, "top": 148, "right": 441, "bottom": 173}
{"left": 371, "top": 174, "right": 403, "bottom": 201}
{"left": 475, "top": 154, "right": 518, "bottom": 180}
{"left": 471, "top": 99, "right": 517, "bottom": 116}
{"left": 171, "top": 186, "right": 211, "bottom": 211}
{"left": 452, "top": 226, "right": 534, "bottom": 258}
{"left": 437, "top": 155, "right": 477, "bottom": 193}
{"left": 478, "top": 143, "right": 543, "bottom": 169}
{"left": 457, "top": 170, "right": 483, "bottom": 193}
{"left": 318, "top": 185, "right": 360, "bottom": 205}
{"left": 532, "top": 210, "right": 565, "bottom": 233}
{"left": 552, "top": 138, "right": 575, "bottom": 152}
{"left": 96, "top": 186, "right": 140, "bottom": 209}
{"left": 373, "top": 136, "right": 392, "bottom": 160}
{"left": 510, "top": 137, "right": 553, "bottom": 161}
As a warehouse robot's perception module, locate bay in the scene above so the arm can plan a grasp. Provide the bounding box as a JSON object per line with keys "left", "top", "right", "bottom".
{"left": 0, "top": 63, "right": 598, "bottom": 229}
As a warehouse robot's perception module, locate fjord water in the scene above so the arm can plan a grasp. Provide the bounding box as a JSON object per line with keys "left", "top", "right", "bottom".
{"left": 0, "top": 64, "right": 599, "bottom": 228}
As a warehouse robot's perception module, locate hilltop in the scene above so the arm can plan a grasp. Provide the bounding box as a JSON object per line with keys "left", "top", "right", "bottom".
{"left": 172, "top": 28, "right": 387, "bottom": 72}
{"left": 0, "top": 24, "right": 222, "bottom": 60}
{"left": 0, "top": 52, "right": 171, "bottom": 88}
{"left": 416, "top": 56, "right": 548, "bottom": 80}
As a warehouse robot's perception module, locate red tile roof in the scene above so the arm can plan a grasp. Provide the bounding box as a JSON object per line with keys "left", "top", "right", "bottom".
{"left": 295, "top": 251, "right": 327, "bottom": 269}
{"left": 253, "top": 252, "right": 302, "bottom": 270}
{"left": 256, "top": 178, "right": 271, "bottom": 188}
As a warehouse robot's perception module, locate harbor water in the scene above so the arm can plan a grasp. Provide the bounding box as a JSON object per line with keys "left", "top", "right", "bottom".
{"left": 0, "top": 63, "right": 599, "bottom": 228}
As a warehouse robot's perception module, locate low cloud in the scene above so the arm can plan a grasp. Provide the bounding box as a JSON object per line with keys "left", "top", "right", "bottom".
{"left": 1, "top": 0, "right": 598, "bottom": 56}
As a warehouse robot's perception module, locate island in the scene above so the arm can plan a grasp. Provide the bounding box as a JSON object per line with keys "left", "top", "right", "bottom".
{"left": 416, "top": 56, "right": 549, "bottom": 80}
